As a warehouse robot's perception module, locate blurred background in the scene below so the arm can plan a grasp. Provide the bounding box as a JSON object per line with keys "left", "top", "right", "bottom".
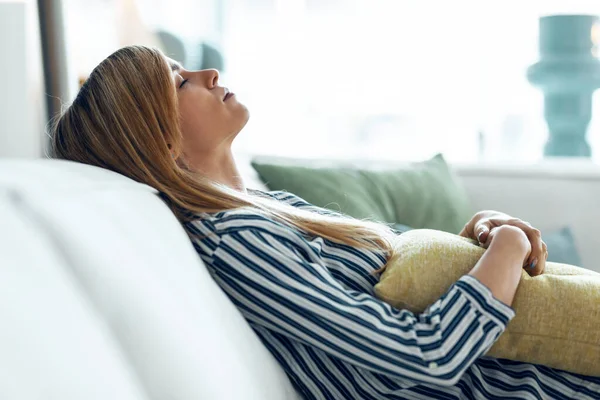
{"left": 5, "top": 0, "right": 600, "bottom": 164}
{"left": 4, "top": 4, "right": 600, "bottom": 398}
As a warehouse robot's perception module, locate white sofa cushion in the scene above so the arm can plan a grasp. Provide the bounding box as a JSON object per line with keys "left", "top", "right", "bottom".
{"left": 0, "top": 189, "right": 147, "bottom": 400}
{"left": 0, "top": 159, "right": 298, "bottom": 400}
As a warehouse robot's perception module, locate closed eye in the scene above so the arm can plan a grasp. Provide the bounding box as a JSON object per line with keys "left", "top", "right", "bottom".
{"left": 179, "top": 79, "right": 188, "bottom": 89}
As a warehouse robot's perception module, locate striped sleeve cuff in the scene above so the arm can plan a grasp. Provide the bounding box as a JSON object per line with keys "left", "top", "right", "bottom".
{"left": 454, "top": 275, "right": 516, "bottom": 327}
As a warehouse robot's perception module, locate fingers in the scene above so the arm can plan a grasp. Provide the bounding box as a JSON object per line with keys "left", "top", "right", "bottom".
{"left": 496, "top": 218, "right": 545, "bottom": 275}
{"left": 478, "top": 226, "right": 496, "bottom": 249}
{"left": 475, "top": 223, "right": 491, "bottom": 244}
{"left": 528, "top": 241, "right": 547, "bottom": 277}
{"left": 524, "top": 229, "right": 543, "bottom": 269}
{"left": 459, "top": 212, "right": 483, "bottom": 239}
{"left": 525, "top": 228, "right": 543, "bottom": 268}
{"left": 475, "top": 215, "right": 548, "bottom": 276}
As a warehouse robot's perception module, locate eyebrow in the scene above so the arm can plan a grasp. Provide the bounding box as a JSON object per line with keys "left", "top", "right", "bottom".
{"left": 170, "top": 61, "right": 182, "bottom": 73}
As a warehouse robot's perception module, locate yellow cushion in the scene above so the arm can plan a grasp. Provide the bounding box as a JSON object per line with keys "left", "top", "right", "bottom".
{"left": 374, "top": 229, "right": 600, "bottom": 377}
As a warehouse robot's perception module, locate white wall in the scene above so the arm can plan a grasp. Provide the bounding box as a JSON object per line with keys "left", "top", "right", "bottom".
{"left": 0, "top": 0, "right": 46, "bottom": 158}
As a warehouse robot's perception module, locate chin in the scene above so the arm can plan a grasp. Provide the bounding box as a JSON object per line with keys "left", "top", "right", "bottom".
{"left": 237, "top": 105, "right": 250, "bottom": 131}
{"left": 228, "top": 107, "right": 250, "bottom": 139}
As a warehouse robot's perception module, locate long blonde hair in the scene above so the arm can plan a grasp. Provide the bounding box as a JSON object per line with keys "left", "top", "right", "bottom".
{"left": 50, "top": 45, "right": 396, "bottom": 266}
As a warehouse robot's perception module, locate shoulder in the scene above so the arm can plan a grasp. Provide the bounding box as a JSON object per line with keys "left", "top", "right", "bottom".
{"left": 184, "top": 202, "right": 306, "bottom": 246}
{"left": 247, "top": 188, "right": 312, "bottom": 207}
{"left": 183, "top": 189, "right": 332, "bottom": 257}
{"left": 248, "top": 188, "right": 341, "bottom": 217}
{"left": 185, "top": 207, "right": 315, "bottom": 269}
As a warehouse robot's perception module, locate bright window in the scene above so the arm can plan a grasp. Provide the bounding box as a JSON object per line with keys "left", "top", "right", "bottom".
{"left": 221, "top": 0, "right": 600, "bottom": 163}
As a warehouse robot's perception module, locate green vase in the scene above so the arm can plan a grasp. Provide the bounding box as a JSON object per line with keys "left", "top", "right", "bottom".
{"left": 527, "top": 15, "right": 600, "bottom": 157}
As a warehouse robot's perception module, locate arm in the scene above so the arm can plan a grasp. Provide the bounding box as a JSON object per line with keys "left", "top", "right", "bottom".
{"left": 211, "top": 225, "right": 515, "bottom": 387}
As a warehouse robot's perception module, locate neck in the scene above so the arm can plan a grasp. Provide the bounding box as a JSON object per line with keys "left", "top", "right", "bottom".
{"left": 183, "top": 146, "right": 246, "bottom": 193}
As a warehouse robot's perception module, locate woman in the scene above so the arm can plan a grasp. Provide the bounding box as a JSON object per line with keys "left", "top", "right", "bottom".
{"left": 51, "top": 45, "right": 599, "bottom": 399}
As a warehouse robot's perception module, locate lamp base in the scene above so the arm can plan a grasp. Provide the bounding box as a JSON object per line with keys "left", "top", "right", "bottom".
{"left": 527, "top": 15, "right": 600, "bottom": 158}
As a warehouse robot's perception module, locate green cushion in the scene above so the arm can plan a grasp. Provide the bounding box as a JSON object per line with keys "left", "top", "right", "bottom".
{"left": 251, "top": 154, "right": 473, "bottom": 233}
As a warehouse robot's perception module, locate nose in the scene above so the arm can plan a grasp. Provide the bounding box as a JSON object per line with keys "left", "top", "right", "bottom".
{"left": 198, "top": 69, "right": 219, "bottom": 88}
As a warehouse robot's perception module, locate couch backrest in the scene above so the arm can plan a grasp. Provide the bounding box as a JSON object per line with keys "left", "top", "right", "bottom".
{"left": 0, "top": 159, "right": 298, "bottom": 400}
{"left": 455, "top": 162, "right": 600, "bottom": 272}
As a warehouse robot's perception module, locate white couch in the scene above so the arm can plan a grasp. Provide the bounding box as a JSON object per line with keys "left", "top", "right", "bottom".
{"left": 0, "top": 159, "right": 299, "bottom": 400}
{"left": 1, "top": 157, "right": 599, "bottom": 400}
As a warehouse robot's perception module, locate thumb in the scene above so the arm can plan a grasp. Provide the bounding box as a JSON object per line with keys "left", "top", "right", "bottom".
{"left": 476, "top": 224, "right": 490, "bottom": 244}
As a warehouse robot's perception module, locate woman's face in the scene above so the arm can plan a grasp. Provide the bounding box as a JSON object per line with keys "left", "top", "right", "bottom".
{"left": 167, "top": 57, "right": 249, "bottom": 160}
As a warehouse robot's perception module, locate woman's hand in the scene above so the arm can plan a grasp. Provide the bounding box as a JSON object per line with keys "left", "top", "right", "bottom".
{"left": 468, "top": 225, "right": 532, "bottom": 305}
{"left": 459, "top": 210, "right": 547, "bottom": 276}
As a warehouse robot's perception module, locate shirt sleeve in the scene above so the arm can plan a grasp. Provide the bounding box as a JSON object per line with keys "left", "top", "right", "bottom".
{"left": 210, "top": 225, "right": 515, "bottom": 387}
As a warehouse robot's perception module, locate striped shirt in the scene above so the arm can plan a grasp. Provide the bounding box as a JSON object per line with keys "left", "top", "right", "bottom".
{"left": 184, "top": 190, "right": 600, "bottom": 400}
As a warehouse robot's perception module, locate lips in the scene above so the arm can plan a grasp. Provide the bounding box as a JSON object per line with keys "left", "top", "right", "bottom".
{"left": 222, "top": 87, "right": 236, "bottom": 102}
